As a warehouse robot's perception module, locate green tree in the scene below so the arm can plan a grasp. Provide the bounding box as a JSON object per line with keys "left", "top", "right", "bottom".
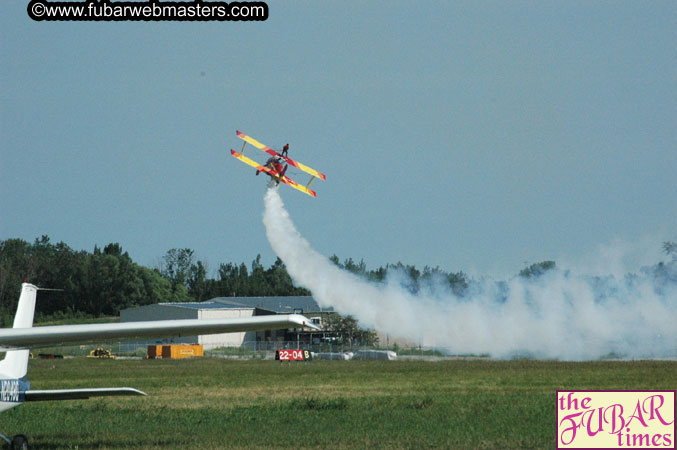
{"left": 663, "top": 241, "right": 676, "bottom": 261}
{"left": 0, "top": 239, "right": 179, "bottom": 317}
{"left": 0, "top": 238, "right": 32, "bottom": 312}
{"left": 264, "top": 258, "right": 309, "bottom": 296}
{"left": 323, "top": 313, "right": 379, "bottom": 347}
{"left": 103, "top": 243, "right": 125, "bottom": 257}
{"left": 448, "top": 271, "right": 468, "bottom": 296}
{"left": 250, "top": 255, "right": 270, "bottom": 296}
{"left": 161, "top": 248, "right": 195, "bottom": 294}
{"left": 217, "top": 262, "right": 238, "bottom": 296}
{"left": 519, "top": 261, "right": 556, "bottom": 278}
{"left": 187, "top": 260, "right": 208, "bottom": 300}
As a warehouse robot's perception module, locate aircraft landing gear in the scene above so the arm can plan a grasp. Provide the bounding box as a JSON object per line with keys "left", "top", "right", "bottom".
{"left": 1, "top": 433, "right": 28, "bottom": 450}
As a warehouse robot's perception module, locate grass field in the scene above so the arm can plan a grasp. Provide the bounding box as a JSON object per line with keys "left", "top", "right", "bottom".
{"left": 3, "top": 358, "right": 676, "bottom": 449}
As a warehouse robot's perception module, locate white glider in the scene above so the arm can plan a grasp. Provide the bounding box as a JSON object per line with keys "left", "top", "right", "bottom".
{"left": 0, "top": 283, "right": 318, "bottom": 449}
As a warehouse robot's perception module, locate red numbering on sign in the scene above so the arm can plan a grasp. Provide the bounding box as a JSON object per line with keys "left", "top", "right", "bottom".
{"left": 276, "top": 349, "right": 311, "bottom": 361}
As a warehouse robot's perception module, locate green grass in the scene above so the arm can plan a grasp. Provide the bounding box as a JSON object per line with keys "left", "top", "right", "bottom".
{"left": 2, "top": 358, "right": 675, "bottom": 449}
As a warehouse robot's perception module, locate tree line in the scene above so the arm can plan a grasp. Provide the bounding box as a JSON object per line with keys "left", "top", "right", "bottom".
{"left": 0, "top": 236, "right": 314, "bottom": 322}
{"left": 1, "top": 236, "right": 674, "bottom": 323}
{"left": 0, "top": 236, "right": 473, "bottom": 320}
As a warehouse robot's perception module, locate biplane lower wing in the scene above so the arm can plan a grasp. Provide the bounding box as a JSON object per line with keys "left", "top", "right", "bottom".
{"left": 236, "top": 130, "right": 327, "bottom": 181}
{"left": 230, "top": 150, "right": 317, "bottom": 198}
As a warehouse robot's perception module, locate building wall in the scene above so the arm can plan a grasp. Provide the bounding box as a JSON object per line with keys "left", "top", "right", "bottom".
{"left": 197, "top": 308, "right": 257, "bottom": 349}
{"left": 120, "top": 305, "right": 261, "bottom": 350}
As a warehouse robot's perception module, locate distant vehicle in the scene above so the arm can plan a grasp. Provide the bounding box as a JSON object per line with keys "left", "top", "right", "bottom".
{"left": 87, "top": 346, "right": 115, "bottom": 359}
{"left": 37, "top": 354, "right": 63, "bottom": 360}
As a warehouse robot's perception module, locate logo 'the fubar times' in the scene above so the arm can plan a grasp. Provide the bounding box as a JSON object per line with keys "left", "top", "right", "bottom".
{"left": 557, "top": 391, "right": 675, "bottom": 449}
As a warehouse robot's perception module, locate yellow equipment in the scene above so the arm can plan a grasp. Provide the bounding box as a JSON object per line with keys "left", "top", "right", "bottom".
{"left": 87, "top": 346, "right": 116, "bottom": 359}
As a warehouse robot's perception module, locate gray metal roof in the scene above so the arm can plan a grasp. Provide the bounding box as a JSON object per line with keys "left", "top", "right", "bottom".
{"left": 149, "top": 297, "right": 333, "bottom": 314}
{"left": 160, "top": 301, "right": 254, "bottom": 310}
{"left": 209, "top": 296, "right": 333, "bottom": 314}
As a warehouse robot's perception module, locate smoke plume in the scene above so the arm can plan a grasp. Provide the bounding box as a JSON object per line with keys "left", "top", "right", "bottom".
{"left": 263, "top": 188, "right": 677, "bottom": 360}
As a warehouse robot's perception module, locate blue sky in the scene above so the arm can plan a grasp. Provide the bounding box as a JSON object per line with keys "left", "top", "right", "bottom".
{"left": 1, "top": 1, "right": 675, "bottom": 277}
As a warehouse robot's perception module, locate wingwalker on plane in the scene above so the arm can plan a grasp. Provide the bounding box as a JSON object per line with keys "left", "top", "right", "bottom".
{"left": 0, "top": 283, "right": 319, "bottom": 449}
{"left": 231, "top": 130, "right": 326, "bottom": 197}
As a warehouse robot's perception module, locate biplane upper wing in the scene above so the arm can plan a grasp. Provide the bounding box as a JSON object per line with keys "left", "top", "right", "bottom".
{"left": 230, "top": 150, "right": 317, "bottom": 198}
{"left": 236, "top": 130, "right": 327, "bottom": 181}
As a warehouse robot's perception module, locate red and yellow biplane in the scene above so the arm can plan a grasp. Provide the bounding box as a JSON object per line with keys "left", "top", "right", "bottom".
{"left": 231, "top": 130, "right": 326, "bottom": 198}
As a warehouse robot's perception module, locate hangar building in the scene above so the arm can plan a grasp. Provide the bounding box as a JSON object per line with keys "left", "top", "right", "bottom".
{"left": 120, "top": 296, "right": 332, "bottom": 350}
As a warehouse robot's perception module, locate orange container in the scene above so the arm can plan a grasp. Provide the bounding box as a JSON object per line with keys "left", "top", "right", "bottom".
{"left": 161, "top": 344, "right": 204, "bottom": 359}
{"left": 147, "top": 345, "right": 163, "bottom": 359}
{"left": 148, "top": 344, "right": 203, "bottom": 359}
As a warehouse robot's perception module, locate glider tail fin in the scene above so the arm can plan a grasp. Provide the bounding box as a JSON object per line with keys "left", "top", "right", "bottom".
{"left": 0, "top": 283, "right": 38, "bottom": 379}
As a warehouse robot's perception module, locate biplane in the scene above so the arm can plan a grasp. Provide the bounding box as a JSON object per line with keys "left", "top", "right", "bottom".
{"left": 231, "top": 130, "right": 326, "bottom": 198}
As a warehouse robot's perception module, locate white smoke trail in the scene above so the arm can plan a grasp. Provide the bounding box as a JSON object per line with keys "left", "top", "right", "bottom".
{"left": 263, "top": 188, "right": 677, "bottom": 360}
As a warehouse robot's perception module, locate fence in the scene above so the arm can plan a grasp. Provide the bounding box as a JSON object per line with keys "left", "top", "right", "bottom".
{"left": 25, "top": 341, "right": 465, "bottom": 359}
